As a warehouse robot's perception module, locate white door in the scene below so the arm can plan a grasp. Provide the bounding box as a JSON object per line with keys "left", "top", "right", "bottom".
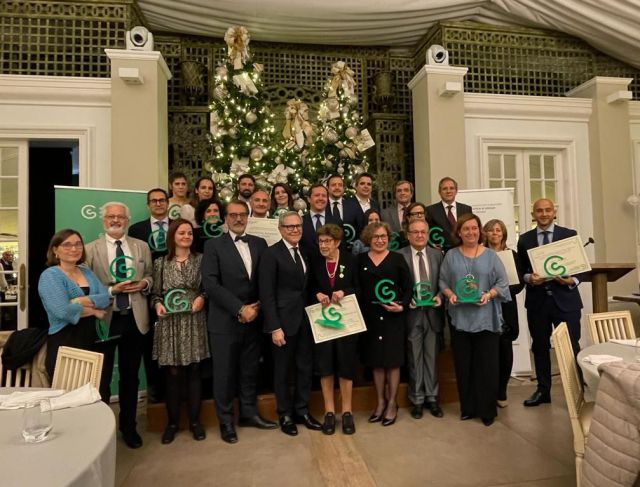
{"left": 0, "top": 141, "right": 28, "bottom": 330}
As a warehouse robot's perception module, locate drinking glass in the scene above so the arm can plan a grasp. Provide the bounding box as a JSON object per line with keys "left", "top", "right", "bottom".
{"left": 22, "top": 399, "right": 53, "bottom": 443}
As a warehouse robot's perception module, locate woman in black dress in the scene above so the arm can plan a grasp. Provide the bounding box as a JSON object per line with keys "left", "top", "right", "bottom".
{"left": 357, "top": 222, "right": 412, "bottom": 426}
{"left": 309, "top": 224, "right": 359, "bottom": 435}
{"left": 192, "top": 198, "right": 225, "bottom": 253}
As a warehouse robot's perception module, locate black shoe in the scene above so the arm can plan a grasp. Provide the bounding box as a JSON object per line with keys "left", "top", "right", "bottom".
{"left": 220, "top": 423, "right": 238, "bottom": 444}
{"left": 293, "top": 413, "right": 322, "bottom": 431}
{"left": 482, "top": 417, "right": 495, "bottom": 427}
{"left": 322, "top": 413, "right": 336, "bottom": 435}
{"left": 460, "top": 414, "right": 475, "bottom": 421}
{"left": 425, "top": 401, "right": 444, "bottom": 418}
{"left": 190, "top": 422, "right": 206, "bottom": 441}
{"left": 121, "top": 429, "right": 143, "bottom": 449}
{"left": 342, "top": 412, "right": 355, "bottom": 435}
{"left": 410, "top": 403, "right": 423, "bottom": 419}
{"left": 238, "top": 415, "right": 278, "bottom": 430}
{"left": 279, "top": 415, "right": 298, "bottom": 436}
{"left": 161, "top": 424, "right": 178, "bottom": 444}
{"left": 381, "top": 414, "right": 397, "bottom": 427}
{"left": 523, "top": 390, "right": 551, "bottom": 407}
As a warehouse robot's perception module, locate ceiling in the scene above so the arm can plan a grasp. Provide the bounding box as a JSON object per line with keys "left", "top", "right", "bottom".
{"left": 138, "top": 0, "right": 640, "bottom": 68}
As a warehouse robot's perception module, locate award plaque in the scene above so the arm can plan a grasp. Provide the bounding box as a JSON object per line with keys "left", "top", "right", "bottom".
{"left": 271, "top": 208, "right": 289, "bottom": 219}
{"left": 454, "top": 275, "right": 481, "bottom": 303}
{"left": 148, "top": 229, "right": 167, "bottom": 252}
{"left": 202, "top": 215, "right": 224, "bottom": 238}
{"left": 343, "top": 224, "right": 356, "bottom": 244}
{"left": 94, "top": 319, "right": 120, "bottom": 344}
{"left": 428, "top": 226, "right": 445, "bottom": 247}
{"left": 374, "top": 278, "right": 397, "bottom": 304}
{"left": 387, "top": 231, "right": 401, "bottom": 251}
{"left": 109, "top": 255, "right": 136, "bottom": 282}
{"left": 163, "top": 288, "right": 191, "bottom": 314}
{"left": 167, "top": 203, "right": 182, "bottom": 219}
{"left": 413, "top": 281, "right": 436, "bottom": 307}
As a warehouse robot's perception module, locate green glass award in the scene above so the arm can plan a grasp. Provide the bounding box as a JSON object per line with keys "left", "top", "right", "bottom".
{"left": 202, "top": 215, "right": 224, "bottom": 238}
{"left": 454, "top": 275, "right": 481, "bottom": 303}
{"left": 387, "top": 232, "right": 400, "bottom": 251}
{"left": 343, "top": 224, "right": 356, "bottom": 244}
{"left": 413, "top": 281, "right": 436, "bottom": 307}
{"left": 109, "top": 255, "right": 136, "bottom": 282}
{"left": 164, "top": 289, "right": 191, "bottom": 314}
{"left": 148, "top": 229, "right": 167, "bottom": 252}
{"left": 167, "top": 203, "right": 182, "bottom": 220}
{"left": 374, "top": 279, "right": 397, "bottom": 304}
{"left": 428, "top": 226, "right": 445, "bottom": 247}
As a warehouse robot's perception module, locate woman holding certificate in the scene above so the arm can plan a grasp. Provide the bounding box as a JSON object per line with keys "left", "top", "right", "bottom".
{"left": 483, "top": 219, "right": 525, "bottom": 408}
{"left": 439, "top": 214, "right": 510, "bottom": 426}
{"left": 151, "top": 219, "right": 210, "bottom": 444}
{"left": 358, "top": 222, "right": 412, "bottom": 426}
{"left": 309, "top": 224, "right": 359, "bottom": 435}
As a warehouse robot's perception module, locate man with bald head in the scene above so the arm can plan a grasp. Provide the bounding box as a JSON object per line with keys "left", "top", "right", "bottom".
{"left": 516, "top": 198, "right": 583, "bottom": 407}
{"left": 249, "top": 189, "right": 271, "bottom": 218}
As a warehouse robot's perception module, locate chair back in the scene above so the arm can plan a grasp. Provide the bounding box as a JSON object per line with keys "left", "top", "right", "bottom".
{"left": 0, "top": 331, "right": 33, "bottom": 387}
{"left": 51, "top": 346, "right": 103, "bottom": 391}
{"left": 587, "top": 310, "right": 636, "bottom": 344}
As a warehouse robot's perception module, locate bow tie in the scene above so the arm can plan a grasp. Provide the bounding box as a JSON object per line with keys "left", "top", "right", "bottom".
{"left": 234, "top": 235, "right": 249, "bottom": 243}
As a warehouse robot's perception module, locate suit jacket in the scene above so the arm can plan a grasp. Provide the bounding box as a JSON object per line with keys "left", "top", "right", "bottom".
{"left": 516, "top": 225, "right": 583, "bottom": 312}
{"left": 300, "top": 210, "right": 342, "bottom": 258}
{"left": 202, "top": 232, "right": 267, "bottom": 334}
{"left": 308, "top": 251, "right": 359, "bottom": 303}
{"left": 425, "top": 201, "right": 472, "bottom": 250}
{"left": 343, "top": 197, "right": 381, "bottom": 236}
{"left": 381, "top": 205, "right": 403, "bottom": 233}
{"left": 84, "top": 235, "right": 154, "bottom": 334}
{"left": 398, "top": 246, "right": 445, "bottom": 332}
{"left": 128, "top": 218, "right": 173, "bottom": 261}
{"left": 259, "top": 240, "right": 309, "bottom": 336}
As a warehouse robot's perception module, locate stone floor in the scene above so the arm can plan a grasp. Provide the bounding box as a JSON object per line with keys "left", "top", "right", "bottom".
{"left": 114, "top": 379, "right": 577, "bottom": 487}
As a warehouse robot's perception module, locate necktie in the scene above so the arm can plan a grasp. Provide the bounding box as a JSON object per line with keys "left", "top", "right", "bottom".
{"left": 292, "top": 246, "right": 304, "bottom": 276}
{"left": 446, "top": 205, "right": 456, "bottom": 228}
{"left": 235, "top": 235, "right": 249, "bottom": 243}
{"left": 542, "top": 231, "right": 550, "bottom": 245}
{"left": 314, "top": 214, "right": 322, "bottom": 231}
{"left": 417, "top": 251, "right": 429, "bottom": 283}
{"left": 155, "top": 221, "right": 166, "bottom": 248}
{"left": 114, "top": 240, "right": 129, "bottom": 310}
{"left": 332, "top": 201, "right": 341, "bottom": 220}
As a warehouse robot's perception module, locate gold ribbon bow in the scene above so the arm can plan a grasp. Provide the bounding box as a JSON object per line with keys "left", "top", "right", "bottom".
{"left": 282, "top": 99, "right": 314, "bottom": 149}
{"left": 224, "top": 26, "right": 250, "bottom": 70}
{"left": 329, "top": 61, "right": 356, "bottom": 99}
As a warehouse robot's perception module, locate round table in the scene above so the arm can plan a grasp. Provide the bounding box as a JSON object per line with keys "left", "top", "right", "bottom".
{"left": 0, "top": 389, "right": 116, "bottom": 486}
{"left": 577, "top": 342, "right": 638, "bottom": 401}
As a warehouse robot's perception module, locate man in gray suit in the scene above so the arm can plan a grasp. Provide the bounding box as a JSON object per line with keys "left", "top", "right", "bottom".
{"left": 399, "top": 219, "right": 444, "bottom": 419}
{"left": 85, "top": 201, "right": 153, "bottom": 449}
{"left": 381, "top": 180, "right": 413, "bottom": 233}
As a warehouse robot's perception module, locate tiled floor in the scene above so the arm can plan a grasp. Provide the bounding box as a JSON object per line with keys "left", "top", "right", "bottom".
{"left": 114, "top": 382, "right": 577, "bottom": 487}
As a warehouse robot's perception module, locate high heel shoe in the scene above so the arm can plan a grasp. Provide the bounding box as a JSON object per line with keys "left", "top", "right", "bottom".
{"left": 368, "top": 411, "right": 384, "bottom": 423}
{"left": 381, "top": 406, "right": 398, "bottom": 427}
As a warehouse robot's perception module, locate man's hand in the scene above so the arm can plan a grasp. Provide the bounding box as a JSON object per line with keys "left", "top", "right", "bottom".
{"left": 240, "top": 304, "right": 258, "bottom": 323}
{"left": 554, "top": 276, "right": 574, "bottom": 286}
{"left": 121, "top": 280, "right": 147, "bottom": 293}
{"left": 271, "top": 328, "right": 286, "bottom": 347}
{"left": 111, "top": 280, "right": 132, "bottom": 294}
{"left": 433, "top": 295, "right": 442, "bottom": 307}
{"left": 529, "top": 273, "right": 547, "bottom": 286}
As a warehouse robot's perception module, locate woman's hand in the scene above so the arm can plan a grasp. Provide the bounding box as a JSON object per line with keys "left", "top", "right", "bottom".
{"left": 192, "top": 296, "right": 205, "bottom": 313}
{"left": 381, "top": 301, "right": 403, "bottom": 313}
{"left": 330, "top": 291, "right": 344, "bottom": 304}
{"left": 71, "top": 296, "right": 94, "bottom": 307}
{"left": 155, "top": 303, "right": 167, "bottom": 317}
{"left": 448, "top": 293, "right": 458, "bottom": 305}
{"left": 316, "top": 292, "right": 331, "bottom": 307}
{"left": 92, "top": 309, "right": 106, "bottom": 320}
{"left": 477, "top": 292, "right": 490, "bottom": 306}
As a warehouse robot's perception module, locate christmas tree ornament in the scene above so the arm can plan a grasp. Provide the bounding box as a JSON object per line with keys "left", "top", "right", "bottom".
{"left": 250, "top": 147, "right": 264, "bottom": 161}
{"left": 213, "top": 85, "right": 228, "bottom": 101}
{"left": 224, "top": 26, "right": 250, "bottom": 69}
{"left": 345, "top": 126, "right": 358, "bottom": 140}
{"left": 322, "top": 127, "right": 338, "bottom": 145}
{"left": 228, "top": 127, "right": 238, "bottom": 138}
{"left": 245, "top": 111, "right": 258, "bottom": 124}
{"left": 215, "top": 65, "right": 228, "bottom": 79}
{"left": 293, "top": 198, "right": 307, "bottom": 212}
{"left": 219, "top": 186, "right": 234, "bottom": 200}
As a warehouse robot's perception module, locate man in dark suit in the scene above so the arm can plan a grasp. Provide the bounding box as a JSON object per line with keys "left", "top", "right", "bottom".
{"left": 425, "top": 177, "right": 472, "bottom": 251}
{"left": 301, "top": 184, "right": 341, "bottom": 258}
{"left": 343, "top": 172, "right": 380, "bottom": 235}
{"left": 85, "top": 202, "right": 153, "bottom": 449}
{"left": 259, "top": 211, "right": 322, "bottom": 436}
{"left": 399, "top": 219, "right": 445, "bottom": 419}
{"left": 327, "top": 174, "right": 359, "bottom": 228}
{"left": 202, "top": 199, "right": 277, "bottom": 444}
{"left": 381, "top": 180, "right": 413, "bottom": 233}
{"left": 517, "top": 198, "right": 583, "bottom": 407}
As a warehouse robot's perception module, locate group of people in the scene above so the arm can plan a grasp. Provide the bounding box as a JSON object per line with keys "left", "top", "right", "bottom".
{"left": 37, "top": 171, "right": 584, "bottom": 447}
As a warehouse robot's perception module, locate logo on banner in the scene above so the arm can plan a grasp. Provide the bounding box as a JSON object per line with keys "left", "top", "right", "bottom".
{"left": 81, "top": 205, "right": 97, "bottom": 219}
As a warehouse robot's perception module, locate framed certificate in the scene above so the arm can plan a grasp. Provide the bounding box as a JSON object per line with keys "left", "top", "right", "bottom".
{"left": 305, "top": 294, "right": 367, "bottom": 344}
{"left": 245, "top": 217, "right": 281, "bottom": 246}
{"left": 496, "top": 250, "right": 520, "bottom": 286}
{"left": 527, "top": 235, "right": 592, "bottom": 277}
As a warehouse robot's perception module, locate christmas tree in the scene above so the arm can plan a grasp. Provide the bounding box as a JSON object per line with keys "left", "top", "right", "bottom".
{"left": 305, "top": 61, "right": 374, "bottom": 191}
{"left": 207, "top": 26, "right": 276, "bottom": 200}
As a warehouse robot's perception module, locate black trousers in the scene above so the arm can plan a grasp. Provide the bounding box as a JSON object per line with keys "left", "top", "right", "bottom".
{"left": 271, "top": 323, "right": 313, "bottom": 417}
{"left": 45, "top": 318, "right": 98, "bottom": 380}
{"left": 527, "top": 295, "right": 581, "bottom": 393}
{"left": 451, "top": 328, "right": 499, "bottom": 420}
{"left": 143, "top": 307, "right": 163, "bottom": 400}
{"left": 210, "top": 326, "right": 260, "bottom": 425}
{"left": 101, "top": 311, "right": 146, "bottom": 433}
{"left": 498, "top": 333, "right": 513, "bottom": 401}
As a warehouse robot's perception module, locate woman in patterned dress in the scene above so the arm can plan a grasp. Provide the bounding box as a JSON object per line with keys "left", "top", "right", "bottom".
{"left": 152, "top": 218, "right": 210, "bottom": 444}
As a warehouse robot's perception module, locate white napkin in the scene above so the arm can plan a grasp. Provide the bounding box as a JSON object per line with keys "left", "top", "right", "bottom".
{"left": 43, "top": 383, "right": 102, "bottom": 412}
{"left": 0, "top": 389, "right": 65, "bottom": 410}
{"left": 581, "top": 354, "right": 624, "bottom": 366}
{"left": 609, "top": 339, "right": 640, "bottom": 347}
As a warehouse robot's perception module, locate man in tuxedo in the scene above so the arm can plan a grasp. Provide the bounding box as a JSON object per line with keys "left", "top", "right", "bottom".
{"left": 127, "top": 188, "right": 171, "bottom": 402}
{"left": 517, "top": 198, "right": 583, "bottom": 407}
{"left": 259, "top": 211, "right": 322, "bottom": 436}
{"left": 343, "top": 172, "right": 380, "bottom": 235}
{"left": 202, "top": 200, "right": 277, "bottom": 444}
{"left": 425, "top": 177, "right": 472, "bottom": 252}
{"left": 399, "top": 219, "right": 445, "bottom": 419}
{"left": 249, "top": 189, "right": 270, "bottom": 218}
{"left": 300, "top": 184, "right": 341, "bottom": 257}
{"left": 85, "top": 202, "right": 153, "bottom": 449}
{"left": 236, "top": 173, "right": 256, "bottom": 203}
{"left": 381, "top": 180, "right": 413, "bottom": 233}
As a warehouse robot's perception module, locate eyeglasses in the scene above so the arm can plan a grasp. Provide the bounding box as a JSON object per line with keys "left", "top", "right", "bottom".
{"left": 105, "top": 215, "right": 128, "bottom": 221}
{"left": 318, "top": 239, "right": 336, "bottom": 246}
{"left": 281, "top": 224, "right": 302, "bottom": 232}
{"left": 407, "top": 230, "right": 427, "bottom": 235}
{"left": 371, "top": 234, "right": 389, "bottom": 241}
{"left": 59, "top": 242, "right": 83, "bottom": 250}
{"left": 227, "top": 212, "right": 248, "bottom": 219}
{"left": 409, "top": 211, "right": 425, "bottom": 217}
{"left": 148, "top": 198, "right": 167, "bottom": 205}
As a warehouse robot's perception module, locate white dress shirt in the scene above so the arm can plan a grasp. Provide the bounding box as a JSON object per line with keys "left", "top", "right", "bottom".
{"left": 411, "top": 246, "right": 431, "bottom": 285}
{"left": 229, "top": 230, "right": 252, "bottom": 278}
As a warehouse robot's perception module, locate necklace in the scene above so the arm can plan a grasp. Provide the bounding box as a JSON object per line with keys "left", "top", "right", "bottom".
{"left": 326, "top": 260, "right": 338, "bottom": 279}
{"left": 460, "top": 245, "right": 479, "bottom": 280}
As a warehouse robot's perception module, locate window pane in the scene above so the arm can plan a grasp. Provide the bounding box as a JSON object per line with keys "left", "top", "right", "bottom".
{"left": 545, "top": 181, "right": 556, "bottom": 202}
{"left": 489, "top": 179, "right": 502, "bottom": 188}
{"left": 529, "top": 155, "right": 541, "bottom": 179}
{"left": 0, "top": 179, "right": 18, "bottom": 207}
{"left": 505, "top": 180, "right": 517, "bottom": 200}
{"left": 504, "top": 155, "right": 516, "bottom": 179}
{"left": 531, "top": 181, "right": 542, "bottom": 202}
{"left": 544, "top": 155, "right": 555, "bottom": 178}
{"left": 0, "top": 148, "right": 18, "bottom": 177}
{"left": 489, "top": 154, "right": 501, "bottom": 179}
{"left": 0, "top": 209, "right": 18, "bottom": 235}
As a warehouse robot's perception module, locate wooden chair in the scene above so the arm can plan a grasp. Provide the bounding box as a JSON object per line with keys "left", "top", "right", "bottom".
{"left": 587, "top": 310, "right": 636, "bottom": 344}
{"left": 51, "top": 346, "right": 104, "bottom": 391}
{"left": 552, "top": 323, "right": 594, "bottom": 487}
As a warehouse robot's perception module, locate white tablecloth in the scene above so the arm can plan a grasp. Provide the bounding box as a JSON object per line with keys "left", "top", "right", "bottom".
{"left": 577, "top": 342, "right": 638, "bottom": 401}
{"left": 0, "top": 388, "right": 116, "bottom": 487}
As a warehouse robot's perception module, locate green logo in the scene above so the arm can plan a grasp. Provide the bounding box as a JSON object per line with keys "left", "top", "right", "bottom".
{"left": 164, "top": 289, "right": 190, "bottom": 314}
{"left": 272, "top": 208, "right": 289, "bottom": 219}
{"left": 167, "top": 204, "right": 182, "bottom": 220}
{"left": 109, "top": 255, "right": 136, "bottom": 282}
{"left": 315, "top": 306, "right": 345, "bottom": 329}
{"left": 543, "top": 255, "right": 566, "bottom": 277}
{"left": 429, "top": 226, "right": 445, "bottom": 247}
{"left": 413, "top": 281, "right": 435, "bottom": 306}
{"left": 148, "top": 229, "right": 167, "bottom": 252}
{"left": 202, "top": 216, "right": 224, "bottom": 238}
{"left": 387, "top": 231, "right": 400, "bottom": 251}
{"left": 454, "top": 276, "right": 480, "bottom": 303}
{"left": 95, "top": 319, "right": 109, "bottom": 342}
{"left": 374, "top": 279, "right": 397, "bottom": 303}
{"left": 343, "top": 224, "right": 356, "bottom": 243}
